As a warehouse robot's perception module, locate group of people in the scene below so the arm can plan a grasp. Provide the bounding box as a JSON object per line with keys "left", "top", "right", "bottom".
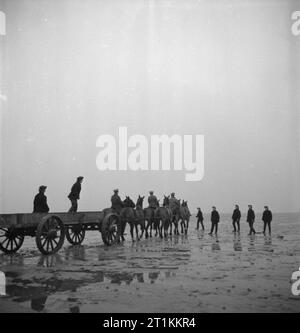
{"left": 33, "top": 176, "right": 84, "bottom": 213}
{"left": 33, "top": 176, "right": 273, "bottom": 236}
{"left": 196, "top": 204, "right": 273, "bottom": 236}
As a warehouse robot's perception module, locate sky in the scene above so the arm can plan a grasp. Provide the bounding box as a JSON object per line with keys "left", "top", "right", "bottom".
{"left": 0, "top": 0, "right": 299, "bottom": 214}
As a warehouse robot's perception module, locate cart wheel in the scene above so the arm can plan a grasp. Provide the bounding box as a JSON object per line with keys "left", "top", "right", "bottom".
{"left": 36, "top": 215, "right": 65, "bottom": 255}
{"left": 0, "top": 227, "right": 24, "bottom": 254}
{"left": 66, "top": 224, "right": 85, "bottom": 245}
{"left": 101, "top": 213, "right": 120, "bottom": 246}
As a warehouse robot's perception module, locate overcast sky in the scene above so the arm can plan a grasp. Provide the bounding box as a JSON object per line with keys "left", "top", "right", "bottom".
{"left": 0, "top": 0, "right": 299, "bottom": 214}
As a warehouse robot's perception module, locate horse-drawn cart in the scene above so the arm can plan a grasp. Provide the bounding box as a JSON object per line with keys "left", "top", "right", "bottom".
{"left": 0, "top": 210, "right": 120, "bottom": 255}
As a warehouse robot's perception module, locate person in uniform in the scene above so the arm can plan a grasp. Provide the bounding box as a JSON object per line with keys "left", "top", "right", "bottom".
{"left": 111, "top": 189, "right": 124, "bottom": 214}
{"left": 68, "top": 176, "right": 84, "bottom": 212}
{"left": 196, "top": 207, "right": 204, "bottom": 230}
{"left": 148, "top": 191, "right": 159, "bottom": 221}
{"left": 33, "top": 185, "right": 49, "bottom": 213}
{"left": 169, "top": 192, "right": 179, "bottom": 210}
{"left": 209, "top": 206, "right": 220, "bottom": 235}
{"left": 232, "top": 204, "right": 241, "bottom": 233}
{"left": 262, "top": 205, "right": 273, "bottom": 235}
{"left": 148, "top": 191, "right": 159, "bottom": 209}
{"left": 247, "top": 204, "right": 256, "bottom": 235}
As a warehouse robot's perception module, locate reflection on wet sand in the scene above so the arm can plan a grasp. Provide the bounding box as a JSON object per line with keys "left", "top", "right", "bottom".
{"left": 31, "top": 295, "right": 47, "bottom": 312}
{"left": 211, "top": 236, "right": 221, "bottom": 251}
{"left": 37, "top": 254, "right": 63, "bottom": 267}
{"left": 65, "top": 245, "right": 86, "bottom": 261}
{"left": 248, "top": 235, "right": 256, "bottom": 251}
{"left": 233, "top": 234, "right": 242, "bottom": 251}
{"left": 0, "top": 214, "right": 298, "bottom": 313}
{"left": 262, "top": 235, "right": 273, "bottom": 252}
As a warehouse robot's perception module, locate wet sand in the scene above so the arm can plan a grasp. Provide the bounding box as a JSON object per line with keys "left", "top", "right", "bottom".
{"left": 0, "top": 213, "right": 299, "bottom": 313}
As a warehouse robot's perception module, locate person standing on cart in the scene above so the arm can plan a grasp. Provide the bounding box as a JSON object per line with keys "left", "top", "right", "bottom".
{"left": 68, "top": 176, "right": 84, "bottom": 212}
{"left": 33, "top": 185, "right": 50, "bottom": 213}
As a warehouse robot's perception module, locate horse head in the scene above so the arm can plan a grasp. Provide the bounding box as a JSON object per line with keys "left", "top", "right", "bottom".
{"left": 136, "top": 195, "right": 144, "bottom": 208}
{"left": 124, "top": 196, "right": 135, "bottom": 208}
{"left": 163, "top": 195, "right": 169, "bottom": 207}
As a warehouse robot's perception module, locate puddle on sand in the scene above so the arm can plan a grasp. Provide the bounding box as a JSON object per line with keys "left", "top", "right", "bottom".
{"left": 0, "top": 216, "right": 298, "bottom": 313}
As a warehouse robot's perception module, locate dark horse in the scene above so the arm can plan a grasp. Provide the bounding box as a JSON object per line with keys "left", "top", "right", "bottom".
{"left": 144, "top": 201, "right": 158, "bottom": 238}
{"left": 155, "top": 196, "right": 172, "bottom": 238}
{"left": 135, "top": 195, "right": 145, "bottom": 239}
{"left": 179, "top": 200, "right": 191, "bottom": 234}
{"left": 120, "top": 196, "right": 145, "bottom": 241}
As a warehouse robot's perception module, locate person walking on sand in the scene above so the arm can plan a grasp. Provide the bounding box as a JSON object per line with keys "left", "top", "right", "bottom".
{"left": 232, "top": 204, "right": 241, "bottom": 233}
{"left": 196, "top": 207, "right": 204, "bottom": 230}
{"left": 33, "top": 185, "right": 49, "bottom": 213}
{"left": 68, "top": 176, "right": 84, "bottom": 212}
{"left": 247, "top": 204, "right": 256, "bottom": 235}
{"left": 209, "top": 206, "right": 220, "bottom": 235}
{"left": 262, "top": 205, "right": 272, "bottom": 235}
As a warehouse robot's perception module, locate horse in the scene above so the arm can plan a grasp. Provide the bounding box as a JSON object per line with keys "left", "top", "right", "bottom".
{"left": 120, "top": 196, "right": 146, "bottom": 241}
{"left": 179, "top": 200, "right": 191, "bottom": 234}
{"left": 144, "top": 199, "right": 160, "bottom": 238}
{"left": 169, "top": 199, "right": 181, "bottom": 235}
{"left": 119, "top": 196, "right": 136, "bottom": 241}
{"left": 155, "top": 196, "right": 172, "bottom": 238}
{"left": 135, "top": 195, "right": 146, "bottom": 239}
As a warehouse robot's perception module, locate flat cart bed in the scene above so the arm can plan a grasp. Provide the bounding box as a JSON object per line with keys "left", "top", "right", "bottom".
{"left": 0, "top": 210, "right": 120, "bottom": 255}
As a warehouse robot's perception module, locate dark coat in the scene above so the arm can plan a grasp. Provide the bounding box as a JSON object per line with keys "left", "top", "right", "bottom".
{"left": 68, "top": 182, "right": 81, "bottom": 200}
{"left": 33, "top": 193, "right": 49, "bottom": 213}
{"left": 211, "top": 210, "right": 220, "bottom": 223}
{"left": 247, "top": 209, "right": 255, "bottom": 222}
{"left": 196, "top": 210, "right": 203, "bottom": 221}
{"left": 111, "top": 194, "right": 124, "bottom": 213}
{"left": 148, "top": 195, "right": 159, "bottom": 208}
{"left": 262, "top": 210, "right": 272, "bottom": 223}
{"left": 232, "top": 208, "right": 241, "bottom": 221}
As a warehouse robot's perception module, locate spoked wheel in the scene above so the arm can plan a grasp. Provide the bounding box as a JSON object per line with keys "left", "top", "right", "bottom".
{"left": 101, "top": 213, "right": 120, "bottom": 246}
{"left": 36, "top": 215, "right": 65, "bottom": 255}
{"left": 66, "top": 224, "right": 85, "bottom": 245}
{"left": 0, "top": 227, "right": 24, "bottom": 254}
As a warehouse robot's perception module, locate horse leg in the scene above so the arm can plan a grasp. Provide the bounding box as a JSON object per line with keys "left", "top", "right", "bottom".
{"left": 145, "top": 220, "right": 149, "bottom": 238}
{"left": 121, "top": 220, "right": 126, "bottom": 241}
{"left": 159, "top": 220, "right": 163, "bottom": 238}
{"left": 155, "top": 220, "right": 159, "bottom": 237}
{"left": 180, "top": 220, "right": 184, "bottom": 234}
{"left": 186, "top": 219, "right": 189, "bottom": 234}
{"left": 175, "top": 219, "right": 179, "bottom": 235}
{"left": 135, "top": 224, "right": 139, "bottom": 241}
{"left": 165, "top": 221, "right": 169, "bottom": 238}
{"left": 130, "top": 223, "right": 135, "bottom": 241}
{"left": 169, "top": 221, "right": 172, "bottom": 236}
{"left": 140, "top": 221, "right": 145, "bottom": 239}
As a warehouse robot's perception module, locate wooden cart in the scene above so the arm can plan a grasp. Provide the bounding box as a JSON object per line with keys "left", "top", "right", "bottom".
{"left": 0, "top": 210, "right": 120, "bottom": 255}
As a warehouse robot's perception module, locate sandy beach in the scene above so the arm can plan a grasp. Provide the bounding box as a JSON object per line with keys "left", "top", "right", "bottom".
{"left": 0, "top": 213, "right": 299, "bottom": 313}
